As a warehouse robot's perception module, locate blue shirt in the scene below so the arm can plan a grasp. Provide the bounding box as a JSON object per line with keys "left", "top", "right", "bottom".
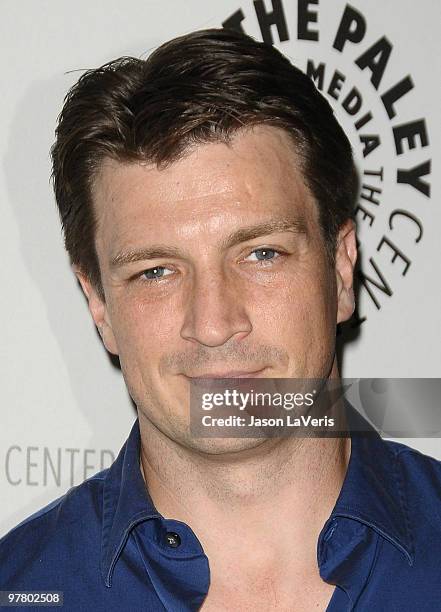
{"left": 1, "top": 410, "right": 441, "bottom": 611}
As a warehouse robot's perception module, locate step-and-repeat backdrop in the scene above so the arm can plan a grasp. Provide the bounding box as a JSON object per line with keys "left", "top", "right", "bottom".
{"left": 1, "top": 0, "right": 439, "bottom": 537}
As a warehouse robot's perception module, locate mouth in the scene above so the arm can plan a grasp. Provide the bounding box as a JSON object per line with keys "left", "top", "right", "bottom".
{"left": 183, "top": 367, "right": 268, "bottom": 380}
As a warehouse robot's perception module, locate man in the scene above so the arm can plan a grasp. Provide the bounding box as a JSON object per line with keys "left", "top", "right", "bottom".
{"left": 1, "top": 28, "right": 440, "bottom": 611}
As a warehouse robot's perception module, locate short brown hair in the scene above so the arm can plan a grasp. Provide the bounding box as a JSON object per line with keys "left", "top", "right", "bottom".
{"left": 51, "top": 28, "right": 357, "bottom": 300}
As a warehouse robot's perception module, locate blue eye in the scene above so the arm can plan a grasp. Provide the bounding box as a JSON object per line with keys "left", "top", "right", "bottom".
{"left": 142, "top": 266, "right": 172, "bottom": 280}
{"left": 249, "top": 248, "right": 278, "bottom": 261}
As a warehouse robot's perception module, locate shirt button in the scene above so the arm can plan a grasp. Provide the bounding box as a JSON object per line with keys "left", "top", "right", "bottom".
{"left": 165, "top": 532, "right": 181, "bottom": 548}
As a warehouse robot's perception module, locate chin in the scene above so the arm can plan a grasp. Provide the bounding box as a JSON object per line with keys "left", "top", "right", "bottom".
{"left": 182, "top": 435, "right": 271, "bottom": 457}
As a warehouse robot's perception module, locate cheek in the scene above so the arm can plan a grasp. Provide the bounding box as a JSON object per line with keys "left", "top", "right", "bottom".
{"left": 246, "top": 266, "right": 337, "bottom": 353}
{"left": 108, "top": 293, "right": 180, "bottom": 365}
{"left": 250, "top": 267, "right": 334, "bottom": 323}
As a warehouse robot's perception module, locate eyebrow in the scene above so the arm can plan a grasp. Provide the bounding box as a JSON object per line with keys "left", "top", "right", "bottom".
{"left": 220, "top": 218, "right": 308, "bottom": 250}
{"left": 109, "top": 217, "right": 308, "bottom": 270}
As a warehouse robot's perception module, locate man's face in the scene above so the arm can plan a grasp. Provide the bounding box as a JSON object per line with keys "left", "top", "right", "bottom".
{"left": 78, "top": 126, "right": 356, "bottom": 452}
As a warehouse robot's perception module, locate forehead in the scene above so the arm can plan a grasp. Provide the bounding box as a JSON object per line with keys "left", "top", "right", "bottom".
{"left": 92, "top": 125, "right": 318, "bottom": 255}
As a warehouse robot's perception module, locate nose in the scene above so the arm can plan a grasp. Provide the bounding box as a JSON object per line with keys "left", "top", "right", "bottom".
{"left": 180, "top": 268, "right": 252, "bottom": 347}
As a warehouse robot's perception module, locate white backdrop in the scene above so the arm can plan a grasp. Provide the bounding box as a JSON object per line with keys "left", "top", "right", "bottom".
{"left": 1, "top": 0, "right": 440, "bottom": 537}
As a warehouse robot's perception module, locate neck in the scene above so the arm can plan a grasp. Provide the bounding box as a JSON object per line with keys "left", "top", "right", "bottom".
{"left": 138, "top": 389, "right": 351, "bottom": 578}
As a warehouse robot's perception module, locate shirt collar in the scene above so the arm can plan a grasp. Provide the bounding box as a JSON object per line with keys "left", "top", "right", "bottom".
{"left": 320, "top": 401, "right": 414, "bottom": 566}
{"left": 101, "top": 405, "right": 414, "bottom": 587}
{"left": 101, "top": 418, "right": 160, "bottom": 587}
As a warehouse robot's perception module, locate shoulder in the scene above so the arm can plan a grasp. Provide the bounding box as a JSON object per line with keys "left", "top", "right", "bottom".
{"left": 385, "top": 439, "right": 441, "bottom": 509}
{"left": 386, "top": 438, "right": 441, "bottom": 477}
{"left": 0, "top": 469, "right": 108, "bottom": 587}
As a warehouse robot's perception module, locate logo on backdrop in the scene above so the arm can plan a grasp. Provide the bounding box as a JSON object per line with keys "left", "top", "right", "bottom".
{"left": 3, "top": 446, "right": 115, "bottom": 488}
{"left": 222, "top": 0, "right": 431, "bottom": 328}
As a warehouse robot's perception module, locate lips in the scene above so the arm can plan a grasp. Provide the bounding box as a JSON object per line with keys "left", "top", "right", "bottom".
{"left": 182, "top": 368, "right": 268, "bottom": 391}
{"left": 185, "top": 368, "right": 267, "bottom": 379}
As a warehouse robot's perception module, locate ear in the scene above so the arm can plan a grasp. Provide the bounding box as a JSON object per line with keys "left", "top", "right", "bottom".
{"left": 73, "top": 265, "right": 119, "bottom": 355}
{"left": 335, "top": 219, "right": 358, "bottom": 324}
